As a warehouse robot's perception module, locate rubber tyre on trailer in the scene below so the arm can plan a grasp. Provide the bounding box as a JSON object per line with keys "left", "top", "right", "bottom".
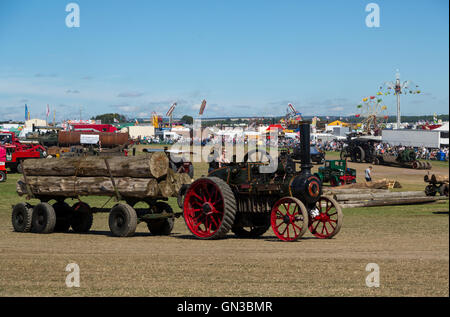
{"left": 0, "top": 170, "right": 6, "bottom": 182}
{"left": 373, "top": 157, "right": 380, "bottom": 165}
{"left": 16, "top": 161, "right": 23, "bottom": 174}
{"left": 146, "top": 202, "right": 174, "bottom": 235}
{"left": 339, "top": 150, "right": 347, "bottom": 161}
{"left": 188, "top": 164, "right": 194, "bottom": 179}
{"left": 425, "top": 185, "right": 436, "bottom": 196}
{"left": 32, "top": 202, "right": 56, "bottom": 234}
{"left": 109, "top": 203, "right": 137, "bottom": 237}
{"left": 183, "top": 177, "right": 236, "bottom": 240}
{"left": 71, "top": 202, "right": 93, "bottom": 233}
{"left": 52, "top": 201, "right": 73, "bottom": 232}
{"left": 11, "top": 203, "right": 33, "bottom": 232}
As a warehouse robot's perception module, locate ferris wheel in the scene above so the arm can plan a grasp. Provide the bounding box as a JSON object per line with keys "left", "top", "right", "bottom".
{"left": 356, "top": 95, "right": 388, "bottom": 135}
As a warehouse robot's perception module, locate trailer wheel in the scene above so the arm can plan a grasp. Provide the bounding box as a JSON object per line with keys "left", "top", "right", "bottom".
{"left": 184, "top": 177, "right": 236, "bottom": 239}
{"left": 188, "top": 164, "right": 194, "bottom": 179}
{"left": 17, "top": 161, "right": 23, "bottom": 174}
{"left": 425, "top": 185, "right": 436, "bottom": 196}
{"left": 52, "top": 202, "right": 73, "bottom": 232}
{"left": 146, "top": 202, "right": 174, "bottom": 235}
{"left": 71, "top": 202, "right": 93, "bottom": 233}
{"left": 373, "top": 157, "right": 380, "bottom": 165}
{"left": 440, "top": 184, "right": 449, "bottom": 197}
{"left": 109, "top": 204, "right": 137, "bottom": 237}
{"left": 339, "top": 150, "right": 347, "bottom": 160}
{"left": 0, "top": 170, "right": 6, "bottom": 182}
{"left": 11, "top": 203, "right": 33, "bottom": 232}
{"left": 32, "top": 202, "right": 56, "bottom": 234}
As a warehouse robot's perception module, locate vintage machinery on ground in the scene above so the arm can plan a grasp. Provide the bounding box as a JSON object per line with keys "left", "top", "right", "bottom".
{"left": 373, "top": 149, "right": 432, "bottom": 170}
{"left": 0, "top": 131, "right": 47, "bottom": 173}
{"left": 339, "top": 134, "right": 378, "bottom": 163}
{"left": 11, "top": 154, "right": 189, "bottom": 237}
{"left": 183, "top": 122, "right": 343, "bottom": 241}
{"left": 315, "top": 160, "right": 356, "bottom": 186}
{"left": 424, "top": 174, "right": 448, "bottom": 197}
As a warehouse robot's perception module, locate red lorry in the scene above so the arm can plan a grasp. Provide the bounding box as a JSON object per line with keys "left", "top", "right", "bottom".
{"left": 0, "top": 145, "right": 6, "bottom": 182}
{"left": 0, "top": 131, "right": 47, "bottom": 173}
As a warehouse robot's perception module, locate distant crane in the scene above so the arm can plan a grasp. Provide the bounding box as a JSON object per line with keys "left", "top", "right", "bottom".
{"left": 166, "top": 102, "right": 177, "bottom": 129}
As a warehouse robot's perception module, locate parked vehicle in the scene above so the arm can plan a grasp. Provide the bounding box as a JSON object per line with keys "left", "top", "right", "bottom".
{"left": 314, "top": 160, "right": 356, "bottom": 186}
{"left": 373, "top": 149, "right": 432, "bottom": 170}
{"left": 0, "top": 132, "right": 47, "bottom": 173}
{"left": 340, "top": 134, "right": 378, "bottom": 163}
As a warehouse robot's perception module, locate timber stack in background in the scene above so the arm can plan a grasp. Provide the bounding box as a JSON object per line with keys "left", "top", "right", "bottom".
{"left": 17, "top": 153, "right": 191, "bottom": 199}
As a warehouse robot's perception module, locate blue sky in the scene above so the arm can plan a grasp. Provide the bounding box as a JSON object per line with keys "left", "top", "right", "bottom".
{"left": 0, "top": 0, "right": 448, "bottom": 121}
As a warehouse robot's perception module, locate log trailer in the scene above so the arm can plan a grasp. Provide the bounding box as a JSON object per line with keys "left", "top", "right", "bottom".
{"left": 11, "top": 153, "right": 191, "bottom": 237}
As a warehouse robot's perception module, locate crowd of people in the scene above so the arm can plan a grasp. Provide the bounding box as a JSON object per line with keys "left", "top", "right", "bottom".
{"left": 136, "top": 133, "right": 449, "bottom": 162}
{"left": 373, "top": 142, "right": 449, "bottom": 161}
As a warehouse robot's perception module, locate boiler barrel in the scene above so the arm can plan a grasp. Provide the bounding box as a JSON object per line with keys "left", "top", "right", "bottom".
{"left": 58, "top": 131, "right": 130, "bottom": 147}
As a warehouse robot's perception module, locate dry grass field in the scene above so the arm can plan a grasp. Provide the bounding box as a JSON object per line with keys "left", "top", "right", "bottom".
{"left": 0, "top": 147, "right": 448, "bottom": 297}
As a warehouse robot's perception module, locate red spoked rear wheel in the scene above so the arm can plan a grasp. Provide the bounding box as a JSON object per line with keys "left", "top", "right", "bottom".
{"left": 308, "top": 195, "right": 343, "bottom": 239}
{"left": 271, "top": 197, "right": 308, "bottom": 242}
{"left": 183, "top": 177, "right": 236, "bottom": 239}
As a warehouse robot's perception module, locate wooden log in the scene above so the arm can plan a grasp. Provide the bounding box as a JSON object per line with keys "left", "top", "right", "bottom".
{"left": 16, "top": 176, "right": 159, "bottom": 198}
{"left": 323, "top": 188, "right": 389, "bottom": 195}
{"left": 334, "top": 194, "right": 373, "bottom": 201}
{"left": 158, "top": 179, "right": 175, "bottom": 198}
{"left": 338, "top": 179, "right": 401, "bottom": 190}
{"left": 353, "top": 197, "right": 439, "bottom": 207}
{"left": 22, "top": 153, "right": 169, "bottom": 179}
{"left": 336, "top": 191, "right": 429, "bottom": 202}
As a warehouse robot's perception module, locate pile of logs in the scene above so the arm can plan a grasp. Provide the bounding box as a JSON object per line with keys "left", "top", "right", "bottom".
{"left": 323, "top": 187, "right": 448, "bottom": 209}
{"left": 17, "top": 153, "right": 191, "bottom": 199}
{"left": 338, "top": 178, "right": 402, "bottom": 190}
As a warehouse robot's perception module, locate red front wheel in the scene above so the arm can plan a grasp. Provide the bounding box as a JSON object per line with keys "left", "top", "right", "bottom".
{"left": 271, "top": 197, "right": 308, "bottom": 242}
{"left": 183, "top": 177, "right": 236, "bottom": 239}
{"left": 308, "top": 196, "right": 343, "bottom": 239}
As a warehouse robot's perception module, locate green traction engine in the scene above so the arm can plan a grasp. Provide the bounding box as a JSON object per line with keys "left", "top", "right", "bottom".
{"left": 315, "top": 160, "right": 356, "bottom": 187}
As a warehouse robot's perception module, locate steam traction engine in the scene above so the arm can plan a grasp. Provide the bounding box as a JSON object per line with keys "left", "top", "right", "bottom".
{"left": 183, "top": 122, "right": 343, "bottom": 241}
